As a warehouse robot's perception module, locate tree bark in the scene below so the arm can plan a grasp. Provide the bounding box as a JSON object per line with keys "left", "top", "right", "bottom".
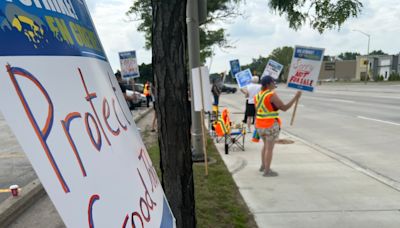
{"left": 151, "top": 1, "right": 195, "bottom": 227}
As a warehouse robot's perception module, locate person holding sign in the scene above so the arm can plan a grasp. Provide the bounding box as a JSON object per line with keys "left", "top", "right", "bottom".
{"left": 254, "top": 76, "right": 301, "bottom": 177}
{"left": 211, "top": 80, "right": 222, "bottom": 106}
{"left": 240, "top": 76, "right": 260, "bottom": 133}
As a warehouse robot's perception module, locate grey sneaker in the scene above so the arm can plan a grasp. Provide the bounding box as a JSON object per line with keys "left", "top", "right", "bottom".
{"left": 263, "top": 170, "right": 278, "bottom": 177}
{"left": 259, "top": 165, "right": 264, "bottom": 172}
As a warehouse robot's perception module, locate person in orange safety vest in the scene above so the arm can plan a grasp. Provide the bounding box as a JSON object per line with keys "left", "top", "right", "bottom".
{"left": 143, "top": 81, "right": 152, "bottom": 108}
{"left": 254, "top": 76, "right": 301, "bottom": 177}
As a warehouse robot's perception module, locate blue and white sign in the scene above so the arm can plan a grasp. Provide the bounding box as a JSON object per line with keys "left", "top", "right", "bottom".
{"left": 229, "top": 59, "right": 241, "bottom": 78}
{"left": 287, "top": 46, "right": 325, "bottom": 92}
{"left": 0, "top": 1, "right": 174, "bottom": 227}
{"left": 262, "top": 59, "right": 284, "bottom": 79}
{"left": 119, "top": 50, "right": 140, "bottom": 79}
{"left": 235, "top": 69, "right": 253, "bottom": 88}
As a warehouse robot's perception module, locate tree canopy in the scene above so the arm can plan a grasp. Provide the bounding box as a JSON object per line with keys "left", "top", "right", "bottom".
{"left": 369, "top": 50, "right": 387, "bottom": 56}
{"left": 240, "top": 46, "right": 294, "bottom": 77}
{"left": 269, "top": 0, "right": 363, "bottom": 33}
{"left": 127, "top": 0, "right": 242, "bottom": 62}
{"left": 338, "top": 52, "right": 360, "bottom": 60}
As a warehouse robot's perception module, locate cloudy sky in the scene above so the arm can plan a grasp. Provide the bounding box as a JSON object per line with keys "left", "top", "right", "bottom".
{"left": 86, "top": 0, "right": 400, "bottom": 74}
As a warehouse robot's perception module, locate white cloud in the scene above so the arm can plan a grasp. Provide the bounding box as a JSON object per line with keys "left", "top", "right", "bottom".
{"left": 86, "top": 0, "right": 400, "bottom": 74}
{"left": 86, "top": 0, "right": 151, "bottom": 73}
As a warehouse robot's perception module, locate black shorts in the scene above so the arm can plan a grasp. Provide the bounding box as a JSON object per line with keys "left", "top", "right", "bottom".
{"left": 245, "top": 103, "right": 255, "bottom": 117}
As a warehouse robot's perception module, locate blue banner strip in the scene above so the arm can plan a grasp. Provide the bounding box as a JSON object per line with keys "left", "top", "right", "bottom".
{"left": 0, "top": 1, "right": 106, "bottom": 61}
{"left": 288, "top": 83, "right": 314, "bottom": 92}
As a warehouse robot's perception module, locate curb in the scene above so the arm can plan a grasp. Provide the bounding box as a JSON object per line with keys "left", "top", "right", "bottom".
{"left": 133, "top": 107, "right": 153, "bottom": 123}
{"left": 0, "top": 107, "right": 153, "bottom": 227}
{"left": 281, "top": 130, "right": 400, "bottom": 192}
{"left": 0, "top": 179, "right": 45, "bottom": 227}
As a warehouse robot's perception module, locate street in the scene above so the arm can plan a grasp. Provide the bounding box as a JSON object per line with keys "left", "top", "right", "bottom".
{"left": 222, "top": 82, "right": 400, "bottom": 187}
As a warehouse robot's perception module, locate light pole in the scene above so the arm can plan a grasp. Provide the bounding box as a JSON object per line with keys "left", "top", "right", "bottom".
{"left": 187, "top": 0, "right": 207, "bottom": 161}
{"left": 353, "top": 29, "right": 371, "bottom": 83}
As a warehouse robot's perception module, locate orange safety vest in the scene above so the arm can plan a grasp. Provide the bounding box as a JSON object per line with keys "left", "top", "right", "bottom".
{"left": 213, "top": 108, "right": 231, "bottom": 136}
{"left": 254, "top": 90, "right": 280, "bottom": 129}
{"left": 143, "top": 83, "right": 150, "bottom": 96}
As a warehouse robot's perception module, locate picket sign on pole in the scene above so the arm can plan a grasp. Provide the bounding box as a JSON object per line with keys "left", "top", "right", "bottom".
{"left": 290, "top": 98, "right": 300, "bottom": 126}
{"left": 198, "top": 67, "right": 209, "bottom": 176}
{"left": 287, "top": 45, "right": 325, "bottom": 125}
{"left": 191, "top": 66, "right": 212, "bottom": 176}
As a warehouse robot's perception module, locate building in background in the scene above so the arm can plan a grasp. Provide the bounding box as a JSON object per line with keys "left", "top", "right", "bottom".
{"left": 319, "top": 59, "right": 357, "bottom": 81}
{"left": 319, "top": 54, "right": 400, "bottom": 82}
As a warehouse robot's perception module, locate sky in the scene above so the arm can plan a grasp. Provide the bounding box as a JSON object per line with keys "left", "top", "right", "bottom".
{"left": 86, "top": 0, "right": 400, "bottom": 74}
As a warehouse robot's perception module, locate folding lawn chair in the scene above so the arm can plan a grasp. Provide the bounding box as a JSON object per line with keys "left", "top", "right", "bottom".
{"left": 213, "top": 108, "right": 246, "bottom": 154}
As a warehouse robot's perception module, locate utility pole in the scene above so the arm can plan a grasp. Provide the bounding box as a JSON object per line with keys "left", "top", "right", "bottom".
{"left": 353, "top": 29, "right": 371, "bottom": 84}
{"left": 187, "top": 0, "right": 207, "bottom": 161}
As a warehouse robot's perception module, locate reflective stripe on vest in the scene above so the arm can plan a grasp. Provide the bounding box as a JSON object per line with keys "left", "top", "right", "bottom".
{"left": 255, "top": 90, "right": 279, "bottom": 119}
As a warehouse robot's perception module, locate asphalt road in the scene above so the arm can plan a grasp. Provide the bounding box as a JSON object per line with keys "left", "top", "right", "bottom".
{"left": 222, "top": 82, "right": 400, "bottom": 186}
{"left": 0, "top": 113, "right": 35, "bottom": 203}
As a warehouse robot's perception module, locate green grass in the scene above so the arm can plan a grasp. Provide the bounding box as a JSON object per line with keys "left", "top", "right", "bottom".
{"left": 147, "top": 137, "right": 257, "bottom": 228}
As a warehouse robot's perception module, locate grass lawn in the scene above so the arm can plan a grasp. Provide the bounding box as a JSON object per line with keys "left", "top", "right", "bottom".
{"left": 147, "top": 137, "right": 257, "bottom": 228}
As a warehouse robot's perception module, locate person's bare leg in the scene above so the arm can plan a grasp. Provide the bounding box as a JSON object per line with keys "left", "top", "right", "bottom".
{"left": 247, "top": 117, "right": 252, "bottom": 132}
{"left": 260, "top": 136, "right": 267, "bottom": 171}
{"left": 263, "top": 138, "right": 276, "bottom": 174}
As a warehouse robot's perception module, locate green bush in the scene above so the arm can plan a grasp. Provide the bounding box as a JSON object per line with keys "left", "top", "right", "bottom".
{"left": 389, "top": 72, "right": 400, "bottom": 81}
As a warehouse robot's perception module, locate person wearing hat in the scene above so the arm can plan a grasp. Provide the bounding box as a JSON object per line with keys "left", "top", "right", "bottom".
{"left": 254, "top": 76, "right": 301, "bottom": 177}
{"left": 240, "top": 76, "right": 261, "bottom": 133}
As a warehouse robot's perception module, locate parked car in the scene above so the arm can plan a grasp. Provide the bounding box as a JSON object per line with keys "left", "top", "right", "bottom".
{"left": 221, "top": 84, "right": 237, "bottom": 93}
{"left": 134, "top": 83, "right": 144, "bottom": 93}
{"left": 126, "top": 90, "right": 147, "bottom": 108}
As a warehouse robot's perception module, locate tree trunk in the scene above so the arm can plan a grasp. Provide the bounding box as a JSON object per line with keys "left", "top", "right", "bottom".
{"left": 151, "top": 1, "right": 196, "bottom": 227}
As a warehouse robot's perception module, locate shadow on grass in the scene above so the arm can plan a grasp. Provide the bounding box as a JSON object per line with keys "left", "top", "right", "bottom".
{"left": 147, "top": 137, "right": 257, "bottom": 228}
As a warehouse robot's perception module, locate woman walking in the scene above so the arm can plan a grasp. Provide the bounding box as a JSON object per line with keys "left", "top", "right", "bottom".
{"left": 254, "top": 76, "right": 301, "bottom": 177}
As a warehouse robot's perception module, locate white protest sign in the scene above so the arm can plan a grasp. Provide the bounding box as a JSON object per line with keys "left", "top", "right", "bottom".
{"left": 235, "top": 69, "right": 253, "bottom": 88}
{"left": 262, "top": 59, "right": 284, "bottom": 79}
{"left": 192, "top": 66, "right": 212, "bottom": 112}
{"left": 287, "top": 46, "right": 325, "bottom": 92}
{"left": 0, "top": 1, "right": 174, "bottom": 227}
{"left": 119, "top": 50, "right": 140, "bottom": 79}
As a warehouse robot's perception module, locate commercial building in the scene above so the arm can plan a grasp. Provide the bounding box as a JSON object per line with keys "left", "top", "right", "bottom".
{"left": 319, "top": 54, "right": 400, "bottom": 82}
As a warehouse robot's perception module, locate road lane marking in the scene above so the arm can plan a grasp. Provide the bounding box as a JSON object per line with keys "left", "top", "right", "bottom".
{"left": 329, "top": 98, "right": 356, "bottom": 104}
{"left": 328, "top": 98, "right": 355, "bottom": 103}
{"left": 357, "top": 116, "right": 400, "bottom": 126}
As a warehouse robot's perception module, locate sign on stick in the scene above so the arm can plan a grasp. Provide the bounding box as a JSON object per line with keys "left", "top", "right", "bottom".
{"left": 119, "top": 50, "right": 140, "bottom": 79}
{"left": 192, "top": 66, "right": 212, "bottom": 112}
{"left": 287, "top": 46, "right": 325, "bottom": 92}
{"left": 262, "top": 59, "right": 284, "bottom": 79}
{"left": 235, "top": 69, "right": 253, "bottom": 88}
{"left": 229, "top": 59, "right": 241, "bottom": 78}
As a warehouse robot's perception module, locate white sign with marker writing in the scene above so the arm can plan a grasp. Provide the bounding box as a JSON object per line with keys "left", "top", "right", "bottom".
{"left": 0, "top": 1, "right": 174, "bottom": 227}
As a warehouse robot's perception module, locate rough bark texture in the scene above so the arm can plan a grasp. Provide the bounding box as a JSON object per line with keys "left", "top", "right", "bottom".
{"left": 151, "top": 1, "right": 196, "bottom": 227}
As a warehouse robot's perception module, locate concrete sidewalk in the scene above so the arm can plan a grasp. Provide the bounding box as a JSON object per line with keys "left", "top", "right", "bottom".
{"left": 212, "top": 115, "right": 400, "bottom": 228}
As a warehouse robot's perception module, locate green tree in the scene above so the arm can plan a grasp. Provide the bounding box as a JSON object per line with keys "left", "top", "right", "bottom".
{"left": 269, "top": 0, "right": 363, "bottom": 33}
{"left": 369, "top": 50, "right": 387, "bottom": 55}
{"left": 241, "top": 46, "right": 294, "bottom": 80}
{"left": 241, "top": 56, "right": 269, "bottom": 76}
{"left": 338, "top": 52, "right": 360, "bottom": 60}
{"left": 128, "top": 0, "right": 242, "bottom": 62}
{"left": 136, "top": 63, "right": 153, "bottom": 84}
